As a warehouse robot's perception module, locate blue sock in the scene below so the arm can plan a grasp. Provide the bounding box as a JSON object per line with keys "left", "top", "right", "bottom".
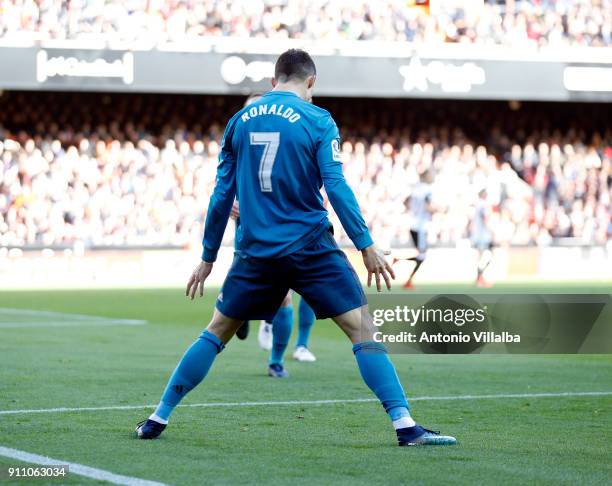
{"left": 269, "top": 306, "right": 293, "bottom": 366}
{"left": 296, "top": 298, "right": 315, "bottom": 348}
{"left": 153, "top": 330, "right": 224, "bottom": 421}
{"left": 353, "top": 341, "right": 410, "bottom": 421}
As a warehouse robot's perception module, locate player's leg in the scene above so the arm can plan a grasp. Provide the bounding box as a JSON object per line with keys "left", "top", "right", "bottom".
{"left": 258, "top": 319, "right": 273, "bottom": 350}
{"left": 475, "top": 240, "right": 493, "bottom": 287}
{"left": 290, "top": 229, "right": 455, "bottom": 446}
{"left": 137, "top": 253, "right": 288, "bottom": 439}
{"left": 293, "top": 297, "right": 316, "bottom": 362}
{"left": 268, "top": 291, "right": 294, "bottom": 377}
{"left": 136, "top": 309, "right": 242, "bottom": 438}
{"left": 404, "top": 229, "right": 426, "bottom": 289}
{"left": 333, "top": 306, "right": 410, "bottom": 423}
{"left": 332, "top": 307, "right": 455, "bottom": 446}
{"left": 236, "top": 320, "right": 250, "bottom": 340}
{"left": 404, "top": 258, "right": 423, "bottom": 289}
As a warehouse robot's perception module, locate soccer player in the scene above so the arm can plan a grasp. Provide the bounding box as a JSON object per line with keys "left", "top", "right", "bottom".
{"left": 258, "top": 296, "right": 317, "bottom": 355}
{"left": 261, "top": 294, "right": 317, "bottom": 363}
{"left": 293, "top": 296, "right": 317, "bottom": 361}
{"left": 136, "top": 49, "right": 456, "bottom": 446}
{"left": 260, "top": 291, "right": 317, "bottom": 376}
{"left": 393, "top": 170, "right": 433, "bottom": 289}
{"left": 472, "top": 188, "right": 494, "bottom": 288}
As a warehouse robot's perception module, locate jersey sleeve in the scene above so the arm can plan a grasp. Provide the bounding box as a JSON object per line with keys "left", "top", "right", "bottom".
{"left": 201, "top": 115, "right": 238, "bottom": 262}
{"left": 316, "top": 116, "right": 373, "bottom": 250}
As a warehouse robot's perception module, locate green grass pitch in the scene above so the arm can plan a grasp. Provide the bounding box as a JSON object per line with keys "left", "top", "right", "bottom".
{"left": 0, "top": 284, "right": 610, "bottom": 485}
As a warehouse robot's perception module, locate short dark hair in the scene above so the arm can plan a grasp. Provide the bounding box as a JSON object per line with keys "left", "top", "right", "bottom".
{"left": 274, "top": 49, "right": 316, "bottom": 82}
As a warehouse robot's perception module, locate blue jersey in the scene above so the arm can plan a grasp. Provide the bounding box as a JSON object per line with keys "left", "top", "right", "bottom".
{"left": 201, "top": 90, "right": 373, "bottom": 261}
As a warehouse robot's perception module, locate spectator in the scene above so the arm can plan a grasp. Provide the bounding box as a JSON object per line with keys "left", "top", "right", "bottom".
{"left": 0, "top": 92, "right": 610, "bottom": 248}
{"left": 0, "top": 0, "right": 610, "bottom": 47}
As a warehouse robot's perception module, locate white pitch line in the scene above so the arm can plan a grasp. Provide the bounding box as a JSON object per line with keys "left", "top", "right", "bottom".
{"left": 0, "top": 321, "right": 147, "bottom": 329}
{"left": 0, "top": 308, "right": 133, "bottom": 321}
{"left": 0, "top": 391, "right": 610, "bottom": 416}
{"left": 0, "top": 446, "right": 167, "bottom": 486}
{"left": 0, "top": 307, "right": 146, "bottom": 328}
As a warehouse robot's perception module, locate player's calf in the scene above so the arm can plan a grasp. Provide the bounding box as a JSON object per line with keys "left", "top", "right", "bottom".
{"left": 135, "top": 310, "right": 241, "bottom": 439}
{"left": 334, "top": 307, "right": 457, "bottom": 447}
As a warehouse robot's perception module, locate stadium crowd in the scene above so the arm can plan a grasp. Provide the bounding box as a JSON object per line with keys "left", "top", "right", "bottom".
{"left": 1, "top": 0, "right": 610, "bottom": 47}
{"left": 0, "top": 92, "right": 610, "bottom": 249}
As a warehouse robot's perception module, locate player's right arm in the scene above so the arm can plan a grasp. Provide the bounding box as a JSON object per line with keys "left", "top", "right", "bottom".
{"left": 186, "top": 115, "right": 238, "bottom": 299}
{"left": 316, "top": 116, "right": 394, "bottom": 291}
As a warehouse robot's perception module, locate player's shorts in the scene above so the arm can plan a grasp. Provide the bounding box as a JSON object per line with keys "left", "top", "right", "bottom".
{"left": 410, "top": 228, "right": 427, "bottom": 260}
{"left": 471, "top": 232, "right": 493, "bottom": 251}
{"left": 216, "top": 228, "right": 366, "bottom": 321}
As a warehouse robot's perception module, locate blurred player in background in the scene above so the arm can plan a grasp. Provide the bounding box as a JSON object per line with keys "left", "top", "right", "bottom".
{"left": 136, "top": 49, "right": 456, "bottom": 447}
{"left": 472, "top": 189, "right": 494, "bottom": 288}
{"left": 393, "top": 170, "right": 433, "bottom": 289}
{"left": 257, "top": 295, "right": 317, "bottom": 363}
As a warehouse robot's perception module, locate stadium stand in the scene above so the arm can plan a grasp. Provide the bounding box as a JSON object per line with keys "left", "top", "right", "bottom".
{"left": 0, "top": 92, "right": 609, "bottom": 248}
{"left": 0, "top": 0, "right": 610, "bottom": 47}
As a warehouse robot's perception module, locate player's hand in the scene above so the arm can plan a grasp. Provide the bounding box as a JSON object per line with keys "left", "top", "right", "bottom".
{"left": 361, "top": 244, "right": 395, "bottom": 292}
{"left": 230, "top": 201, "right": 240, "bottom": 220}
{"left": 186, "top": 261, "right": 214, "bottom": 300}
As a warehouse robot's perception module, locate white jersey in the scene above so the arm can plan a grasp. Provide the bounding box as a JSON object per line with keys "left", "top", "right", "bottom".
{"left": 410, "top": 182, "right": 432, "bottom": 231}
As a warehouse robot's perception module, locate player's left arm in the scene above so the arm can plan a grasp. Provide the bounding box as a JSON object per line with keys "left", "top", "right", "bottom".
{"left": 186, "top": 117, "right": 238, "bottom": 299}
{"left": 316, "top": 117, "right": 394, "bottom": 291}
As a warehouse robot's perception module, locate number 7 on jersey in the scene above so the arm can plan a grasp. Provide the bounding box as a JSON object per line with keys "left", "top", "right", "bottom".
{"left": 250, "top": 132, "right": 280, "bottom": 192}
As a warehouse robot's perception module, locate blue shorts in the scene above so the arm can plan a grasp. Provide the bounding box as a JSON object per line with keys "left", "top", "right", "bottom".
{"left": 216, "top": 229, "right": 366, "bottom": 321}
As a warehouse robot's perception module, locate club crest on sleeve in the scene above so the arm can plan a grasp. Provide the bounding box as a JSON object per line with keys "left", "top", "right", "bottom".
{"left": 332, "top": 139, "right": 341, "bottom": 161}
